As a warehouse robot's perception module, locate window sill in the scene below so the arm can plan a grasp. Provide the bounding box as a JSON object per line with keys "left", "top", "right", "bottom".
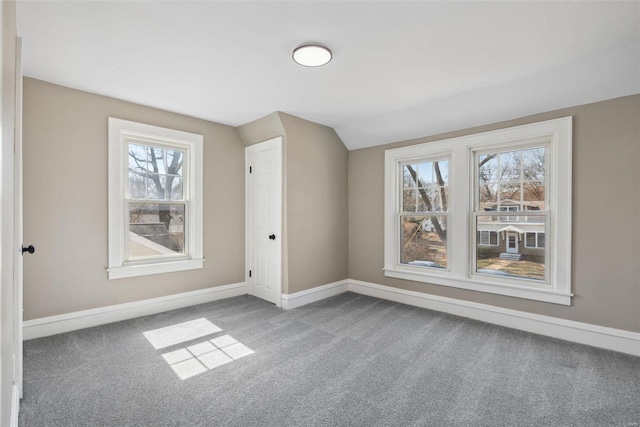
{"left": 108, "top": 258, "right": 204, "bottom": 280}
{"left": 383, "top": 267, "right": 572, "bottom": 305}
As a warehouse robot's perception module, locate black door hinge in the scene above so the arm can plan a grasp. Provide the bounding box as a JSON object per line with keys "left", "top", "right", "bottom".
{"left": 249, "top": 270, "right": 252, "bottom": 278}
{"left": 249, "top": 166, "right": 252, "bottom": 174}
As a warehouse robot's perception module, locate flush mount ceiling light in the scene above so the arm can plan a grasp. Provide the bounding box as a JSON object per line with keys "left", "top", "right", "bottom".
{"left": 292, "top": 43, "right": 332, "bottom": 67}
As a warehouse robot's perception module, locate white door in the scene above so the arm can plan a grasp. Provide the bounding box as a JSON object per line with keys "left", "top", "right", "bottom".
{"left": 246, "top": 137, "right": 282, "bottom": 306}
{"left": 506, "top": 232, "right": 518, "bottom": 254}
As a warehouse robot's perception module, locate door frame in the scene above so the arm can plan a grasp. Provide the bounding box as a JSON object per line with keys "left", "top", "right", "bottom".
{"left": 245, "top": 136, "right": 283, "bottom": 307}
{"left": 12, "top": 37, "right": 23, "bottom": 399}
{"left": 13, "top": 37, "right": 24, "bottom": 399}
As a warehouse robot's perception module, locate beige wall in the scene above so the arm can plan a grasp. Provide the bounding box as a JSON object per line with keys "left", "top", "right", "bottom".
{"left": 237, "top": 112, "right": 349, "bottom": 294}
{"left": 23, "top": 78, "right": 246, "bottom": 320}
{"left": 279, "top": 113, "right": 349, "bottom": 293}
{"left": 236, "top": 112, "right": 285, "bottom": 147}
{"left": 349, "top": 95, "right": 640, "bottom": 332}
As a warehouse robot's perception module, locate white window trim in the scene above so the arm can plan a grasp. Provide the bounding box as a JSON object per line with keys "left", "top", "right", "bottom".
{"left": 108, "top": 118, "right": 204, "bottom": 279}
{"left": 384, "top": 117, "right": 572, "bottom": 305}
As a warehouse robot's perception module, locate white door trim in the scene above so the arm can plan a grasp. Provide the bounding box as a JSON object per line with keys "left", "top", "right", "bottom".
{"left": 245, "top": 137, "right": 283, "bottom": 307}
{"left": 12, "top": 37, "right": 23, "bottom": 399}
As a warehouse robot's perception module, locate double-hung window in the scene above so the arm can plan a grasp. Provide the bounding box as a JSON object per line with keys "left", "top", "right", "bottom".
{"left": 108, "top": 118, "right": 204, "bottom": 279}
{"left": 385, "top": 117, "right": 572, "bottom": 305}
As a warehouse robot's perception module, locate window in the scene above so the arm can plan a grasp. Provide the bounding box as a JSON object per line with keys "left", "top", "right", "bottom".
{"left": 525, "top": 232, "right": 545, "bottom": 249}
{"left": 384, "top": 117, "right": 572, "bottom": 305}
{"left": 478, "top": 231, "right": 498, "bottom": 246}
{"left": 108, "top": 118, "right": 203, "bottom": 279}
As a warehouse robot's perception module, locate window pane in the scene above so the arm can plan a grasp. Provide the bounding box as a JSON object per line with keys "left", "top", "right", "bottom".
{"left": 416, "top": 186, "right": 441, "bottom": 212}
{"left": 499, "top": 182, "right": 521, "bottom": 205}
{"left": 167, "top": 149, "right": 184, "bottom": 176}
{"left": 403, "top": 189, "right": 416, "bottom": 212}
{"left": 148, "top": 147, "right": 166, "bottom": 174}
{"left": 499, "top": 150, "right": 521, "bottom": 181}
{"left": 478, "top": 154, "right": 498, "bottom": 183}
{"left": 400, "top": 216, "right": 447, "bottom": 269}
{"left": 434, "top": 160, "right": 449, "bottom": 185}
{"left": 403, "top": 165, "right": 417, "bottom": 188}
{"left": 128, "top": 172, "right": 146, "bottom": 199}
{"left": 417, "top": 162, "right": 433, "bottom": 185}
{"left": 490, "top": 231, "right": 498, "bottom": 245}
{"left": 522, "top": 147, "right": 545, "bottom": 181}
{"left": 538, "top": 233, "right": 545, "bottom": 248}
{"left": 146, "top": 174, "right": 166, "bottom": 200}
{"left": 476, "top": 215, "right": 545, "bottom": 281}
{"left": 128, "top": 144, "right": 147, "bottom": 172}
{"left": 167, "top": 176, "right": 183, "bottom": 200}
{"left": 523, "top": 181, "right": 545, "bottom": 209}
{"left": 128, "top": 203, "right": 185, "bottom": 260}
{"left": 479, "top": 183, "right": 498, "bottom": 210}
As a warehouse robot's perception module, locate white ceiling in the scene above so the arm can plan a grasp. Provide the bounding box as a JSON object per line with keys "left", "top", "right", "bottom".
{"left": 17, "top": 1, "right": 640, "bottom": 150}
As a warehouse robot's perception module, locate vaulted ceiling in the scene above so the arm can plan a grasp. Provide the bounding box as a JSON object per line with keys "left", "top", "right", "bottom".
{"left": 17, "top": 1, "right": 640, "bottom": 150}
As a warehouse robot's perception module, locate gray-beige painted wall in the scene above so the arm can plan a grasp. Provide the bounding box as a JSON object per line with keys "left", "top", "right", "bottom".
{"left": 23, "top": 78, "right": 246, "bottom": 320}
{"left": 349, "top": 94, "right": 640, "bottom": 332}
{"left": 237, "top": 112, "right": 349, "bottom": 294}
{"left": 278, "top": 113, "right": 349, "bottom": 293}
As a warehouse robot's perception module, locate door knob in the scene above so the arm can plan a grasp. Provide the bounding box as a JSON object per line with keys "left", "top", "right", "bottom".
{"left": 268, "top": 234, "right": 276, "bottom": 240}
{"left": 22, "top": 245, "right": 35, "bottom": 255}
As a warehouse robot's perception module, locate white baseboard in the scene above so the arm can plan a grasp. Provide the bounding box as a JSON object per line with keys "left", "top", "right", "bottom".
{"left": 281, "top": 279, "right": 349, "bottom": 310}
{"left": 348, "top": 279, "right": 640, "bottom": 357}
{"left": 22, "top": 277, "right": 640, "bottom": 357}
{"left": 23, "top": 282, "right": 248, "bottom": 340}
{"left": 10, "top": 384, "right": 19, "bottom": 427}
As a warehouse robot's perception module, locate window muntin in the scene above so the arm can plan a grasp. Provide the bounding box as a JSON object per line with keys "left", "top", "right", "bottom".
{"left": 399, "top": 158, "right": 449, "bottom": 270}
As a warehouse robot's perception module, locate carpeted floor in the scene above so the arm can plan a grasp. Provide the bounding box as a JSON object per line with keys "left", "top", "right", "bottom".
{"left": 19, "top": 292, "right": 640, "bottom": 426}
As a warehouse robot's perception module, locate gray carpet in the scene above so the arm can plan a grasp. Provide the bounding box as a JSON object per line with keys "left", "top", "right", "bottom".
{"left": 19, "top": 292, "right": 640, "bottom": 426}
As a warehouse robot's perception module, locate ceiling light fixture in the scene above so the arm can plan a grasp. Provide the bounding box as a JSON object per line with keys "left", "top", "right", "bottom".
{"left": 292, "top": 43, "right": 332, "bottom": 67}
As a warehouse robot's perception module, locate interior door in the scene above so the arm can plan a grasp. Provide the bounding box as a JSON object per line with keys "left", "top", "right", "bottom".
{"left": 246, "top": 137, "right": 282, "bottom": 306}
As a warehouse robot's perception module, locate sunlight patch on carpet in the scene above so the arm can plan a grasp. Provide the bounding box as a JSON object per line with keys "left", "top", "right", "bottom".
{"left": 143, "top": 318, "right": 222, "bottom": 349}
{"left": 144, "top": 322, "right": 255, "bottom": 380}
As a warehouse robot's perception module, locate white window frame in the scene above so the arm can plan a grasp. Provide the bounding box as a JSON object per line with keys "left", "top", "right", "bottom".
{"left": 384, "top": 117, "right": 572, "bottom": 305}
{"left": 108, "top": 118, "right": 204, "bottom": 279}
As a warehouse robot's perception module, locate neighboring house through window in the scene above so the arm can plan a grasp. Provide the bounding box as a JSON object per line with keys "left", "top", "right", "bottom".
{"left": 108, "top": 118, "right": 204, "bottom": 279}
{"left": 384, "top": 117, "right": 572, "bottom": 304}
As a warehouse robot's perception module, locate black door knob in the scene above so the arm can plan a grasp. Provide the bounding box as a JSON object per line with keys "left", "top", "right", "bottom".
{"left": 268, "top": 234, "right": 276, "bottom": 240}
{"left": 22, "top": 245, "right": 35, "bottom": 255}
